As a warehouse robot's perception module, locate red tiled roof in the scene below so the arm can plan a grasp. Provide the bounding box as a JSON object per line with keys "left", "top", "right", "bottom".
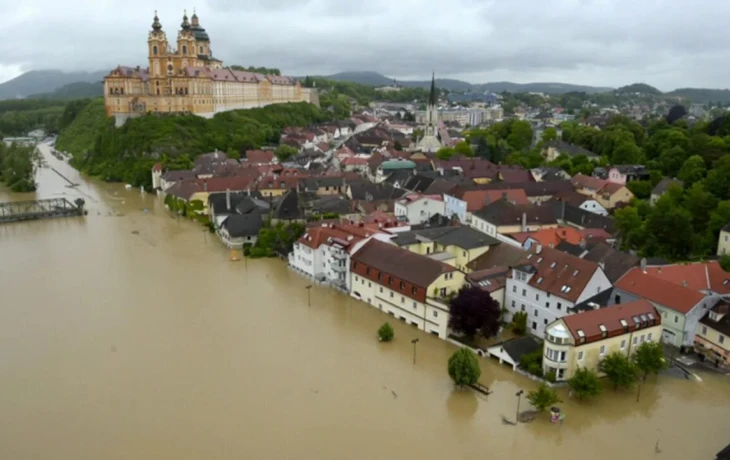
{"left": 614, "top": 268, "right": 706, "bottom": 314}
{"left": 510, "top": 227, "right": 585, "bottom": 247}
{"left": 516, "top": 246, "right": 602, "bottom": 302}
{"left": 152, "top": 163, "right": 163, "bottom": 172}
{"left": 245, "top": 150, "right": 276, "bottom": 164}
{"left": 643, "top": 261, "right": 730, "bottom": 295}
{"left": 571, "top": 174, "right": 608, "bottom": 191}
{"left": 341, "top": 157, "right": 368, "bottom": 166}
{"left": 561, "top": 300, "right": 661, "bottom": 344}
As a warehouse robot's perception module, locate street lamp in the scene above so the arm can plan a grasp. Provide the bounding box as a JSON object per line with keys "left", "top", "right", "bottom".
{"left": 515, "top": 390, "right": 524, "bottom": 423}
{"left": 411, "top": 338, "right": 420, "bottom": 365}
{"left": 305, "top": 285, "right": 312, "bottom": 306}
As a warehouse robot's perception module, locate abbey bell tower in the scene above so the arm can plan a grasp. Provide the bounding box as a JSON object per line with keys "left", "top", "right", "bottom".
{"left": 148, "top": 11, "right": 168, "bottom": 80}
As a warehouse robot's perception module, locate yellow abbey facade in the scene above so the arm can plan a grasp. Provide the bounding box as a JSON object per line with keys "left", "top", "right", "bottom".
{"left": 103, "top": 11, "right": 318, "bottom": 125}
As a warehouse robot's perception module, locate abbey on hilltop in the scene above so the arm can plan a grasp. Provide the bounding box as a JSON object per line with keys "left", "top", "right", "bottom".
{"left": 103, "top": 10, "right": 318, "bottom": 125}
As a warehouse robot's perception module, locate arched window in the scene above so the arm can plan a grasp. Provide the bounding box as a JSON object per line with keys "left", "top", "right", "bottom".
{"left": 182, "top": 45, "right": 187, "bottom": 55}
{"left": 153, "top": 45, "right": 158, "bottom": 55}
{"left": 199, "top": 45, "right": 204, "bottom": 54}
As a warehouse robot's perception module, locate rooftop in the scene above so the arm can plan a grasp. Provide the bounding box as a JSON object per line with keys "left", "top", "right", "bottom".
{"left": 352, "top": 239, "right": 456, "bottom": 288}
{"left": 515, "top": 246, "right": 602, "bottom": 302}
{"left": 559, "top": 299, "right": 660, "bottom": 345}
{"left": 614, "top": 267, "right": 707, "bottom": 314}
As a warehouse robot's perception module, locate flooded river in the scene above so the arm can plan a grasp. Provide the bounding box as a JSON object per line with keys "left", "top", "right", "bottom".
{"left": 0, "top": 144, "right": 728, "bottom": 459}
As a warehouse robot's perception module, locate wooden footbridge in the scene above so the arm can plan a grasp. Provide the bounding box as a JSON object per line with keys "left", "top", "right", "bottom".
{"left": 0, "top": 198, "right": 86, "bottom": 223}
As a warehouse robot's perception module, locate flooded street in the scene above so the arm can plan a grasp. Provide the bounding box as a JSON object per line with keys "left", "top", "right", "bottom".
{"left": 0, "top": 144, "right": 729, "bottom": 459}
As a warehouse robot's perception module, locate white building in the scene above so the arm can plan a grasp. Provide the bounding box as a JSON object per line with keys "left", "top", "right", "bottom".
{"left": 504, "top": 245, "right": 612, "bottom": 337}
{"left": 394, "top": 194, "right": 445, "bottom": 225}
{"left": 288, "top": 223, "right": 394, "bottom": 291}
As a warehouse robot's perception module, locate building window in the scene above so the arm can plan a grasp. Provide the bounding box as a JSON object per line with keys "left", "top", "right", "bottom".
{"left": 412, "top": 287, "right": 417, "bottom": 295}
{"left": 401, "top": 296, "right": 405, "bottom": 304}
{"left": 647, "top": 333, "right": 652, "bottom": 341}
{"left": 368, "top": 282, "right": 371, "bottom": 288}
{"left": 182, "top": 45, "right": 187, "bottom": 55}
{"left": 511, "top": 300, "right": 516, "bottom": 307}
{"left": 388, "top": 277, "right": 393, "bottom": 286}
{"left": 633, "top": 336, "right": 638, "bottom": 345}
{"left": 721, "top": 335, "right": 726, "bottom": 345}
{"left": 543, "top": 319, "right": 548, "bottom": 325}
{"left": 522, "top": 289, "right": 526, "bottom": 296}
{"left": 599, "top": 345, "right": 606, "bottom": 356}
{"left": 640, "top": 334, "right": 645, "bottom": 343}
{"left": 379, "top": 287, "right": 383, "bottom": 293}
{"left": 390, "top": 292, "right": 393, "bottom": 298}
{"left": 353, "top": 262, "right": 358, "bottom": 270}
{"left": 513, "top": 285, "right": 517, "bottom": 293}
{"left": 534, "top": 309, "right": 538, "bottom": 317}
{"left": 620, "top": 339, "right": 626, "bottom": 349}
{"left": 674, "top": 315, "right": 679, "bottom": 323}
{"left": 366, "top": 268, "right": 370, "bottom": 275}
{"left": 535, "top": 294, "right": 540, "bottom": 301}
{"left": 545, "top": 302, "right": 549, "bottom": 308}
{"left": 702, "top": 326, "right": 708, "bottom": 335}
{"left": 577, "top": 351, "right": 584, "bottom": 361}
{"left": 413, "top": 302, "right": 417, "bottom": 309}
{"left": 521, "top": 304, "right": 526, "bottom": 312}
{"left": 153, "top": 45, "right": 158, "bottom": 55}
{"left": 400, "top": 281, "right": 405, "bottom": 290}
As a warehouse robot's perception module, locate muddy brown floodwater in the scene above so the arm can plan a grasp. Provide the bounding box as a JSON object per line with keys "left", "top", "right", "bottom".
{"left": 0, "top": 144, "right": 728, "bottom": 460}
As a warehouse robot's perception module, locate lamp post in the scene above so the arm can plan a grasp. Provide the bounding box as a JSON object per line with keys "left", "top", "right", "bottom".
{"left": 411, "top": 338, "right": 420, "bottom": 365}
{"left": 515, "top": 390, "right": 524, "bottom": 423}
{"left": 305, "top": 285, "right": 312, "bottom": 306}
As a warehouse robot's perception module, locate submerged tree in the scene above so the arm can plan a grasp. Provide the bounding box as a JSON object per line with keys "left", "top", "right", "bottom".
{"left": 599, "top": 352, "right": 637, "bottom": 390}
{"left": 448, "top": 286, "right": 501, "bottom": 339}
{"left": 527, "top": 383, "right": 562, "bottom": 412}
{"left": 447, "top": 348, "right": 481, "bottom": 387}
{"left": 633, "top": 342, "right": 667, "bottom": 379}
{"left": 568, "top": 367, "right": 602, "bottom": 401}
{"left": 377, "top": 322, "right": 394, "bottom": 342}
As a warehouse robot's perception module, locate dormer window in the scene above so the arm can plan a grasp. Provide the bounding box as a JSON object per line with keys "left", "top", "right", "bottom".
{"left": 632, "top": 316, "right": 641, "bottom": 328}
{"left": 537, "top": 257, "right": 543, "bottom": 264}
{"left": 527, "top": 254, "right": 533, "bottom": 260}
{"left": 537, "top": 277, "right": 543, "bottom": 284}
{"left": 647, "top": 312, "right": 655, "bottom": 325}
{"left": 599, "top": 324, "right": 607, "bottom": 338}
{"left": 577, "top": 329, "right": 585, "bottom": 344}
{"left": 620, "top": 319, "right": 628, "bottom": 332}
{"left": 572, "top": 269, "right": 579, "bottom": 277}
{"left": 550, "top": 262, "right": 557, "bottom": 268}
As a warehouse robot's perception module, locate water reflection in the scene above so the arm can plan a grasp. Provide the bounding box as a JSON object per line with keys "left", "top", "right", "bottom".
{"left": 446, "top": 389, "right": 479, "bottom": 423}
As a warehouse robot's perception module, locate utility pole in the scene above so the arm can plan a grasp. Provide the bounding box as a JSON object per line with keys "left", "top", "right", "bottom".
{"left": 305, "top": 285, "right": 312, "bottom": 306}
{"left": 515, "top": 390, "right": 524, "bottom": 424}
{"left": 411, "top": 338, "right": 420, "bottom": 365}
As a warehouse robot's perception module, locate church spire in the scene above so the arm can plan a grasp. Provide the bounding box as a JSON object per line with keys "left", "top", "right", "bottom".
{"left": 429, "top": 72, "right": 436, "bottom": 106}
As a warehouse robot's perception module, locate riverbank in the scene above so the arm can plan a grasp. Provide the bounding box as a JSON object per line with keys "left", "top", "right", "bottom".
{"left": 0, "top": 145, "right": 729, "bottom": 459}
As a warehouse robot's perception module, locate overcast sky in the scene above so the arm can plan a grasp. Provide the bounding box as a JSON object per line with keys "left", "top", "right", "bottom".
{"left": 0, "top": 0, "right": 728, "bottom": 90}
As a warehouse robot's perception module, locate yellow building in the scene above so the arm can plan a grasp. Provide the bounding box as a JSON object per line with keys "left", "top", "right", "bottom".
{"left": 694, "top": 302, "right": 730, "bottom": 366}
{"left": 103, "top": 11, "right": 317, "bottom": 125}
{"left": 543, "top": 299, "right": 662, "bottom": 381}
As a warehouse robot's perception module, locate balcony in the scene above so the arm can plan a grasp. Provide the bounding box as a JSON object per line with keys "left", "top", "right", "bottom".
{"left": 331, "top": 263, "right": 346, "bottom": 272}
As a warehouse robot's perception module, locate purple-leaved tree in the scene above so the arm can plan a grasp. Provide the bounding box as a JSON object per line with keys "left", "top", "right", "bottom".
{"left": 448, "top": 286, "right": 501, "bottom": 339}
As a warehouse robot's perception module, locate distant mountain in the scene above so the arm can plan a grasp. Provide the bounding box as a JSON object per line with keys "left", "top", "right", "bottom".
{"left": 29, "top": 81, "right": 103, "bottom": 100}
{"left": 665, "top": 88, "right": 730, "bottom": 104}
{"left": 0, "top": 70, "right": 106, "bottom": 100}
{"left": 616, "top": 83, "right": 662, "bottom": 95}
{"left": 318, "top": 71, "right": 613, "bottom": 94}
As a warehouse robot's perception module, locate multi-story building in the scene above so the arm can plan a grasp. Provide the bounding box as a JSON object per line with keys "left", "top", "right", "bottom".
{"left": 470, "top": 200, "right": 559, "bottom": 237}
{"left": 611, "top": 262, "right": 729, "bottom": 347}
{"left": 394, "top": 193, "right": 445, "bottom": 225}
{"left": 504, "top": 246, "right": 612, "bottom": 337}
{"left": 695, "top": 301, "right": 730, "bottom": 367}
{"left": 718, "top": 222, "right": 730, "bottom": 256}
{"left": 349, "top": 239, "right": 465, "bottom": 338}
{"left": 103, "top": 11, "right": 317, "bottom": 125}
{"left": 543, "top": 299, "right": 662, "bottom": 381}
{"left": 288, "top": 223, "right": 394, "bottom": 291}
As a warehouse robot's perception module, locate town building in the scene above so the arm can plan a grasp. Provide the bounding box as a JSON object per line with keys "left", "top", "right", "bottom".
{"left": 349, "top": 239, "right": 465, "bottom": 338}
{"left": 604, "top": 165, "right": 650, "bottom": 184}
{"left": 543, "top": 300, "right": 662, "bottom": 381}
{"left": 466, "top": 267, "right": 510, "bottom": 308}
{"left": 570, "top": 174, "right": 634, "bottom": 210}
{"left": 289, "top": 223, "right": 394, "bottom": 291}
{"left": 541, "top": 140, "right": 599, "bottom": 162}
{"left": 550, "top": 190, "right": 608, "bottom": 216}
{"left": 695, "top": 301, "right": 730, "bottom": 367}
{"left": 394, "top": 193, "right": 445, "bottom": 225}
{"left": 504, "top": 246, "right": 612, "bottom": 337}
{"left": 470, "top": 200, "right": 559, "bottom": 237}
{"left": 611, "top": 262, "right": 730, "bottom": 347}
{"left": 486, "top": 337, "right": 541, "bottom": 371}
{"left": 103, "top": 11, "right": 317, "bottom": 125}
{"left": 444, "top": 188, "right": 529, "bottom": 223}
{"left": 717, "top": 222, "right": 730, "bottom": 256}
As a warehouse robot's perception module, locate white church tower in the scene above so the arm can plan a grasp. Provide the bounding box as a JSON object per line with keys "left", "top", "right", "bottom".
{"left": 417, "top": 73, "right": 442, "bottom": 153}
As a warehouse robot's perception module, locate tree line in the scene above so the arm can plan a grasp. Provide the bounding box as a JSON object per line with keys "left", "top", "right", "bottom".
{"left": 0, "top": 142, "right": 40, "bottom": 192}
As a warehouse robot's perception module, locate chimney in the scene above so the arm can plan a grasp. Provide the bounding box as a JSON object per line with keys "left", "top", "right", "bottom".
{"left": 640, "top": 258, "right": 647, "bottom": 272}
{"left": 226, "top": 189, "right": 231, "bottom": 211}
{"left": 521, "top": 212, "right": 527, "bottom": 232}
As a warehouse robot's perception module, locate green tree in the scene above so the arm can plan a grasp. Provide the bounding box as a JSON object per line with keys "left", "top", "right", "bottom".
{"left": 683, "top": 182, "right": 718, "bottom": 235}
{"left": 527, "top": 383, "right": 562, "bottom": 412}
{"left": 612, "top": 142, "right": 643, "bottom": 165}
{"left": 453, "top": 141, "right": 474, "bottom": 157}
{"left": 512, "top": 311, "right": 528, "bottom": 335}
{"left": 720, "top": 255, "right": 730, "bottom": 272}
{"left": 541, "top": 127, "right": 558, "bottom": 143}
{"left": 644, "top": 193, "right": 694, "bottom": 259}
{"left": 393, "top": 141, "right": 403, "bottom": 151}
{"left": 568, "top": 367, "right": 602, "bottom": 401}
{"left": 706, "top": 155, "right": 730, "bottom": 200}
{"left": 677, "top": 155, "right": 707, "bottom": 187}
{"left": 598, "top": 352, "right": 637, "bottom": 391}
{"left": 447, "top": 348, "right": 481, "bottom": 387}
{"left": 656, "top": 145, "right": 689, "bottom": 177}
{"left": 614, "top": 206, "right": 644, "bottom": 250}
{"left": 377, "top": 322, "right": 394, "bottom": 342}
{"left": 507, "top": 120, "right": 533, "bottom": 151}
{"left": 632, "top": 342, "right": 667, "bottom": 379}
{"left": 626, "top": 180, "right": 653, "bottom": 200}
{"left": 436, "top": 147, "right": 455, "bottom": 160}
{"left": 275, "top": 144, "right": 299, "bottom": 162}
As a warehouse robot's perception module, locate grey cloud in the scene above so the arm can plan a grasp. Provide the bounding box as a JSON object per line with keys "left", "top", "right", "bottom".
{"left": 1, "top": 0, "right": 730, "bottom": 90}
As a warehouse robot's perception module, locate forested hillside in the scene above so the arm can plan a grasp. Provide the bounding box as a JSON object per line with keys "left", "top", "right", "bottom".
{"left": 56, "top": 101, "right": 333, "bottom": 187}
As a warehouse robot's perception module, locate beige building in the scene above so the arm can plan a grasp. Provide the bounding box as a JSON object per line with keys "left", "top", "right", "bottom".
{"left": 543, "top": 300, "right": 662, "bottom": 381}
{"left": 718, "top": 222, "right": 730, "bottom": 256}
{"left": 695, "top": 302, "right": 730, "bottom": 367}
{"left": 103, "top": 11, "right": 317, "bottom": 125}
{"left": 350, "top": 239, "right": 465, "bottom": 339}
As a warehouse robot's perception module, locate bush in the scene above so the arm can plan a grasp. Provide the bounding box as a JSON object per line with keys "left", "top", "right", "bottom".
{"left": 545, "top": 371, "right": 556, "bottom": 383}
{"left": 519, "top": 349, "right": 543, "bottom": 377}
{"left": 448, "top": 348, "right": 482, "bottom": 387}
{"left": 377, "top": 322, "right": 394, "bottom": 342}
